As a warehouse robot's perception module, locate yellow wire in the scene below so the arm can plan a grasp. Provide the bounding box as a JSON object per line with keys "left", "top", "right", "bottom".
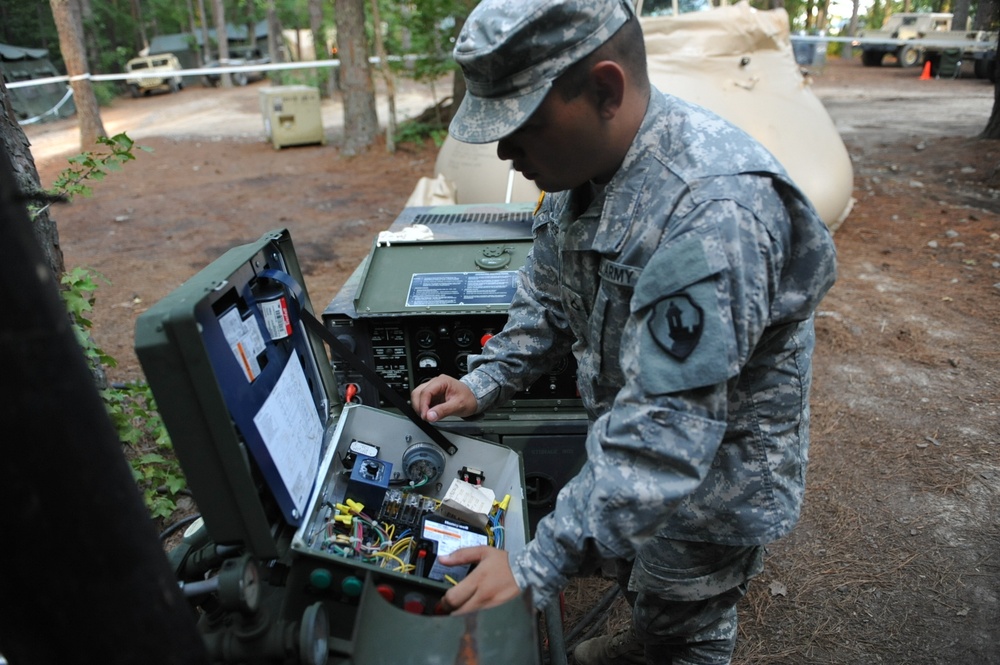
{"left": 389, "top": 537, "right": 414, "bottom": 557}
{"left": 372, "top": 551, "right": 409, "bottom": 570}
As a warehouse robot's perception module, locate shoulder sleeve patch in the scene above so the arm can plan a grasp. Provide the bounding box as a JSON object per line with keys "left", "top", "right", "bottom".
{"left": 632, "top": 235, "right": 738, "bottom": 394}
{"left": 648, "top": 293, "right": 703, "bottom": 360}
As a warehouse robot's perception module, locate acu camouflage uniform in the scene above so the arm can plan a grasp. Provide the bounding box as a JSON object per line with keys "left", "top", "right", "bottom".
{"left": 450, "top": 0, "right": 837, "bottom": 661}
{"left": 459, "top": 87, "right": 837, "bottom": 655}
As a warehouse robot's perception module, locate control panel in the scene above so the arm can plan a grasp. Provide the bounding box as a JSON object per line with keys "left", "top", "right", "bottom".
{"left": 325, "top": 312, "right": 579, "bottom": 410}
{"left": 322, "top": 204, "right": 590, "bottom": 534}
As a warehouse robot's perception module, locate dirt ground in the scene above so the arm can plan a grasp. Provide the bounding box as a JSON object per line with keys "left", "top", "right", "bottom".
{"left": 25, "top": 56, "right": 999, "bottom": 664}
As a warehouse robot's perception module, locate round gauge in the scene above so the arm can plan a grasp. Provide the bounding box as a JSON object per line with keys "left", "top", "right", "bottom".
{"left": 299, "top": 602, "right": 330, "bottom": 665}
{"left": 415, "top": 329, "right": 436, "bottom": 348}
{"left": 453, "top": 328, "right": 474, "bottom": 347}
{"left": 402, "top": 441, "right": 446, "bottom": 485}
{"left": 417, "top": 352, "right": 439, "bottom": 369}
{"left": 241, "top": 558, "right": 261, "bottom": 613}
{"left": 217, "top": 553, "right": 261, "bottom": 614}
{"left": 455, "top": 352, "right": 470, "bottom": 373}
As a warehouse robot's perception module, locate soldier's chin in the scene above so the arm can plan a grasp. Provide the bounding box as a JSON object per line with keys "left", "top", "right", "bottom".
{"left": 529, "top": 174, "right": 571, "bottom": 193}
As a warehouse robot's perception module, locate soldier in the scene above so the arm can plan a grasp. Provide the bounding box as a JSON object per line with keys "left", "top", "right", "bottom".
{"left": 410, "top": 0, "right": 838, "bottom": 663}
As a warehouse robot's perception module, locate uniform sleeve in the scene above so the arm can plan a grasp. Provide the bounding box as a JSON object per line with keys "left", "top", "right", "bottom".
{"left": 460, "top": 213, "right": 575, "bottom": 412}
{"left": 510, "top": 193, "right": 789, "bottom": 609}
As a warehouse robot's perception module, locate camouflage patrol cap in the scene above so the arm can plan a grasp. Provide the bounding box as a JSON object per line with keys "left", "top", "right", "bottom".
{"left": 450, "top": 0, "right": 634, "bottom": 144}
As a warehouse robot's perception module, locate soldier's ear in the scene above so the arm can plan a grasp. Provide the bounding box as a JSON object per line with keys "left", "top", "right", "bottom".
{"left": 589, "top": 61, "right": 626, "bottom": 119}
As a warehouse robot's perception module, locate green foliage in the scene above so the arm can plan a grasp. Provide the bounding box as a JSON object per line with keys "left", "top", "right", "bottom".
{"left": 2, "top": 0, "right": 59, "bottom": 62}
{"left": 50, "top": 133, "right": 152, "bottom": 200}
{"left": 380, "top": 0, "right": 464, "bottom": 87}
{"left": 60, "top": 266, "right": 186, "bottom": 521}
{"left": 104, "top": 381, "right": 185, "bottom": 521}
{"left": 270, "top": 67, "right": 326, "bottom": 88}
{"left": 91, "top": 81, "right": 119, "bottom": 107}
{"left": 868, "top": 0, "right": 888, "bottom": 31}
{"left": 60, "top": 267, "right": 116, "bottom": 370}
{"left": 394, "top": 120, "right": 448, "bottom": 147}
{"left": 49, "top": 134, "right": 185, "bottom": 522}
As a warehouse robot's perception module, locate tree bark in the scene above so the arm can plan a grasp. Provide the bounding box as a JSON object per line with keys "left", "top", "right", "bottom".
{"left": 130, "top": 0, "right": 149, "bottom": 53}
{"left": 0, "top": 78, "right": 64, "bottom": 280}
{"left": 952, "top": 0, "right": 972, "bottom": 32}
{"left": 815, "top": 0, "right": 831, "bottom": 32}
{"left": 848, "top": 0, "right": 860, "bottom": 36}
{"left": 185, "top": 0, "right": 205, "bottom": 67}
{"left": 196, "top": 0, "right": 212, "bottom": 64}
{"left": 212, "top": 0, "right": 232, "bottom": 87}
{"left": 335, "top": 0, "right": 378, "bottom": 155}
{"left": 974, "top": 0, "right": 998, "bottom": 30}
{"left": 309, "top": 0, "right": 336, "bottom": 96}
{"left": 980, "top": 0, "right": 1000, "bottom": 138}
{"left": 267, "top": 0, "right": 284, "bottom": 64}
{"left": 50, "top": 0, "right": 106, "bottom": 152}
{"left": 369, "top": 0, "right": 396, "bottom": 152}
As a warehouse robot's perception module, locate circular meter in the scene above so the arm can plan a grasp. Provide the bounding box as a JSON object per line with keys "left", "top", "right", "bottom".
{"left": 454, "top": 328, "right": 474, "bottom": 347}
{"left": 415, "top": 328, "right": 436, "bottom": 348}
{"left": 402, "top": 441, "right": 446, "bottom": 486}
{"left": 299, "top": 602, "right": 329, "bottom": 665}
{"left": 217, "top": 553, "right": 261, "bottom": 614}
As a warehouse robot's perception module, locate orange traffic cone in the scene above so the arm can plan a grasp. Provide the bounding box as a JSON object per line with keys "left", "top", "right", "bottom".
{"left": 919, "top": 60, "right": 932, "bottom": 80}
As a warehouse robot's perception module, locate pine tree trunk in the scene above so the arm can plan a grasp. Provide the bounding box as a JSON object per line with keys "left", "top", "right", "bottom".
{"left": 197, "top": 0, "right": 212, "bottom": 63}
{"left": 50, "top": 0, "right": 106, "bottom": 151}
{"left": 0, "top": 79, "right": 65, "bottom": 280}
{"left": 267, "top": 0, "right": 284, "bottom": 64}
{"left": 981, "top": 52, "right": 1000, "bottom": 139}
{"left": 309, "top": 0, "right": 336, "bottom": 96}
{"left": 184, "top": 0, "right": 203, "bottom": 67}
{"left": 1, "top": 79, "right": 112, "bottom": 389}
{"left": 211, "top": 0, "right": 232, "bottom": 87}
{"left": 369, "top": 0, "right": 395, "bottom": 152}
{"left": 335, "top": 0, "right": 378, "bottom": 155}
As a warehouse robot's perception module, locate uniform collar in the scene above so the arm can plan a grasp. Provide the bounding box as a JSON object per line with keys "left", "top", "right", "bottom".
{"left": 553, "top": 90, "right": 666, "bottom": 254}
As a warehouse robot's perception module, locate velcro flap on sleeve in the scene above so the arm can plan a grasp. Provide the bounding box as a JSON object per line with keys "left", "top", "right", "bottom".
{"left": 632, "top": 235, "right": 737, "bottom": 394}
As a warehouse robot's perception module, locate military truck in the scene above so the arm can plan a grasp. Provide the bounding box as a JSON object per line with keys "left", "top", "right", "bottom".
{"left": 855, "top": 12, "right": 997, "bottom": 76}
{"left": 124, "top": 53, "right": 184, "bottom": 97}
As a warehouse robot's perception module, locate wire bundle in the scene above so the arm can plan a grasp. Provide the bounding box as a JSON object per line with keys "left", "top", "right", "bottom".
{"left": 487, "top": 494, "right": 510, "bottom": 550}
{"left": 309, "top": 499, "right": 421, "bottom": 573}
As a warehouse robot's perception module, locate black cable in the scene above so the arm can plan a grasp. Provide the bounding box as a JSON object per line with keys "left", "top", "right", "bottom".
{"left": 159, "top": 513, "right": 201, "bottom": 541}
{"left": 542, "top": 584, "right": 623, "bottom": 664}
{"left": 563, "top": 585, "right": 622, "bottom": 649}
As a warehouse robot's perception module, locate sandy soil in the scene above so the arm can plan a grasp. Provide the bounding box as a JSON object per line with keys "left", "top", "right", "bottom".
{"left": 24, "top": 56, "right": 1000, "bottom": 664}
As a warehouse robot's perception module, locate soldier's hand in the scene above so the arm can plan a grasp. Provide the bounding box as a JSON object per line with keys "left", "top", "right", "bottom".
{"left": 439, "top": 546, "right": 521, "bottom": 614}
{"left": 411, "top": 375, "right": 478, "bottom": 422}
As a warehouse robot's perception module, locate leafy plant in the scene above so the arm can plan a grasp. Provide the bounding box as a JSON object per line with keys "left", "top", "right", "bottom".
{"left": 105, "top": 381, "right": 185, "bottom": 520}
{"left": 49, "top": 132, "right": 152, "bottom": 201}
{"left": 394, "top": 120, "right": 448, "bottom": 147}
{"left": 51, "top": 134, "right": 187, "bottom": 522}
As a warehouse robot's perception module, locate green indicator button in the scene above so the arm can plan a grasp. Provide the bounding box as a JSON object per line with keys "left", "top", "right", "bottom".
{"left": 341, "top": 576, "right": 363, "bottom": 597}
{"left": 309, "top": 568, "right": 333, "bottom": 590}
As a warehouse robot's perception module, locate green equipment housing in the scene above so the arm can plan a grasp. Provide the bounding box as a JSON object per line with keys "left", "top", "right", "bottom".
{"left": 135, "top": 228, "right": 541, "bottom": 665}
